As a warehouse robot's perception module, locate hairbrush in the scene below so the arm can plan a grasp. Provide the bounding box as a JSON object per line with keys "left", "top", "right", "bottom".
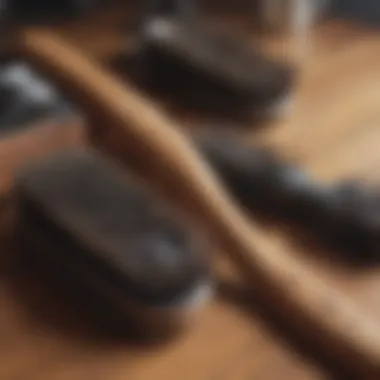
{"left": 130, "top": 2, "right": 295, "bottom": 119}
{"left": 0, "top": 60, "right": 76, "bottom": 134}
{"left": 19, "top": 30, "right": 380, "bottom": 377}
{"left": 15, "top": 147, "right": 212, "bottom": 337}
{"left": 196, "top": 132, "right": 380, "bottom": 262}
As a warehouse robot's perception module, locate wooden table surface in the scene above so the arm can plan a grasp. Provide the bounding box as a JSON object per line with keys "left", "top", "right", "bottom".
{"left": 1, "top": 5, "right": 380, "bottom": 380}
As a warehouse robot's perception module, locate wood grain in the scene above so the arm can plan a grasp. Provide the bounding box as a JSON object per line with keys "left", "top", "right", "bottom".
{"left": 0, "top": 5, "right": 380, "bottom": 380}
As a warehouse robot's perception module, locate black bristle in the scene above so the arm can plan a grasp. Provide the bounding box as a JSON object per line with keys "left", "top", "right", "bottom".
{"left": 196, "top": 132, "right": 380, "bottom": 263}
{"left": 15, "top": 148, "right": 211, "bottom": 335}
{"left": 197, "top": 132, "right": 305, "bottom": 212}
{"left": 133, "top": 14, "right": 295, "bottom": 119}
{"left": 317, "top": 182, "right": 380, "bottom": 254}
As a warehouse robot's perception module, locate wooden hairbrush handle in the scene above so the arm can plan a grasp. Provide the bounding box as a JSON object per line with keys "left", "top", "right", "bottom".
{"left": 19, "top": 29, "right": 380, "bottom": 377}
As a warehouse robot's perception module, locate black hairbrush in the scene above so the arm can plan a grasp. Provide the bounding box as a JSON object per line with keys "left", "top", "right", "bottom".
{"left": 15, "top": 148, "right": 212, "bottom": 337}
{"left": 197, "top": 132, "right": 380, "bottom": 263}
{"left": 128, "top": 1, "right": 295, "bottom": 119}
{"left": 0, "top": 61, "right": 76, "bottom": 134}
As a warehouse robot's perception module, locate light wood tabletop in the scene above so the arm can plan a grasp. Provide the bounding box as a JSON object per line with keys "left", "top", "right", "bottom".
{"left": 1, "top": 4, "right": 380, "bottom": 379}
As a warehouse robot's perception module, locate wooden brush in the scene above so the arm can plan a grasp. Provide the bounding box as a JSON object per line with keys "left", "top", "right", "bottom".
{"left": 18, "top": 29, "right": 380, "bottom": 378}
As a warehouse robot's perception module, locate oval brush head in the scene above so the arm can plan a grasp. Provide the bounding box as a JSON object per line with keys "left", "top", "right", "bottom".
{"left": 15, "top": 148, "right": 212, "bottom": 338}
{"left": 134, "top": 15, "right": 295, "bottom": 119}
{"left": 196, "top": 131, "right": 380, "bottom": 263}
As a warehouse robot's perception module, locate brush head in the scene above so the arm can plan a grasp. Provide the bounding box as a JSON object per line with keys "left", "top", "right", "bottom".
{"left": 137, "top": 16, "right": 296, "bottom": 118}
{"left": 196, "top": 132, "right": 380, "bottom": 263}
{"left": 15, "top": 148, "right": 212, "bottom": 337}
{"left": 196, "top": 131, "right": 310, "bottom": 212}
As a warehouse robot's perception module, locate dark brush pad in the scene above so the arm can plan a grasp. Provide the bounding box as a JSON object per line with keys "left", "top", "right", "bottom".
{"left": 0, "top": 61, "right": 77, "bottom": 134}
{"left": 15, "top": 148, "right": 211, "bottom": 334}
{"left": 136, "top": 16, "right": 295, "bottom": 118}
{"left": 196, "top": 132, "right": 380, "bottom": 263}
